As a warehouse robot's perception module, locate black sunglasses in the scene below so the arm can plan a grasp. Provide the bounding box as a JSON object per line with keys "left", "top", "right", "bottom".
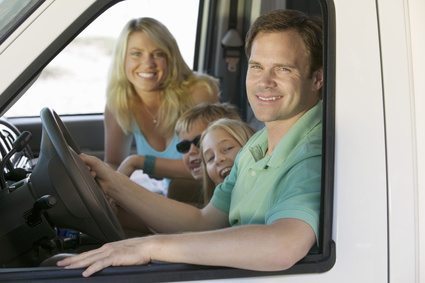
{"left": 176, "top": 135, "right": 201, "bottom": 153}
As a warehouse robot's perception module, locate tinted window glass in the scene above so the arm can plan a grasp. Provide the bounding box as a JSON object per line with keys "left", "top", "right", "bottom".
{"left": 0, "top": 0, "right": 44, "bottom": 44}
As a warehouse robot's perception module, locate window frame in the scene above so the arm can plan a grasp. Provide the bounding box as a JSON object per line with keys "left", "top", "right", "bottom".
{"left": 0, "top": 0, "right": 336, "bottom": 280}
{"left": 0, "top": 0, "right": 45, "bottom": 45}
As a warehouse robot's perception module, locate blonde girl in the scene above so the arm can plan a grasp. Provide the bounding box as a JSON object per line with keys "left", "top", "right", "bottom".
{"left": 200, "top": 118, "right": 256, "bottom": 205}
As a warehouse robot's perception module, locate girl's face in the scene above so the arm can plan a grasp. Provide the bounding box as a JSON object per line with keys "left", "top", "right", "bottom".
{"left": 125, "top": 31, "right": 168, "bottom": 95}
{"left": 202, "top": 128, "right": 242, "bottom": 185}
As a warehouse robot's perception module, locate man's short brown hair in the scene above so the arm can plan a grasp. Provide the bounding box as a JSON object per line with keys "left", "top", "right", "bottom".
{"left": 245, "top": 9, "right": 323, "bottom": 77}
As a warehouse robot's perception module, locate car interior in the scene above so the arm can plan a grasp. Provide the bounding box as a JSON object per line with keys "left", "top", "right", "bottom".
{"left": 0, "top": 0, "right": 335, "bottom": 281}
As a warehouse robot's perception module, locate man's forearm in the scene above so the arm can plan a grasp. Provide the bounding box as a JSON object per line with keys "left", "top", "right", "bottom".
{"left": 151, "top": 218, "right": 315, "bottom": 271}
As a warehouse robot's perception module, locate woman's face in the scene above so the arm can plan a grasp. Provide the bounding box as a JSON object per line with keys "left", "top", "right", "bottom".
{"left": 202, "top": 128, "right": 242, "bottom": 185}
{"left": 125, "top": 31, "right": 168, "bottom": 95}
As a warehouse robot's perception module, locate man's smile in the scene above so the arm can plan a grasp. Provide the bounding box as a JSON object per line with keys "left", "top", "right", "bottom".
{"left": 257, "top": 95, "right": 282, "bottom": 101}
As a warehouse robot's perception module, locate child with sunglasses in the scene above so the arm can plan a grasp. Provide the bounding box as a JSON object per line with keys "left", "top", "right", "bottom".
{"left": 113, "top": 103, "right": 242, "bottom": 234}
{"left": 174, "top": 103, "right": 241, "bottom": 184}
{"left": 200, "top": 118, "right": 256, "bottom": 205}
{"left": 170, "top": 103, "right": 241, "bottom": 206}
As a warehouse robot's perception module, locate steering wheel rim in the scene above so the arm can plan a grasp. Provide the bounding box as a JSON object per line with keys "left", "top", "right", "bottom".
{"left": 31, "top": 107, "right": 124, "bottom": 243}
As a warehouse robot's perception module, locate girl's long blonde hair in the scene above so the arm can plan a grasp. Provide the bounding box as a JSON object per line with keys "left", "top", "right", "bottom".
{"left": 106, "top": 17, "right": 219, "bottom": 137}
{"left": 200, "top": 118, "right": 256, "bottom": 205}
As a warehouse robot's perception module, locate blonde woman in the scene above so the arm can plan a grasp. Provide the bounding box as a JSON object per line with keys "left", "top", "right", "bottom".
{"left": 200, "top": 118, "right": 256, "bottom": 204}
{"left": 104, "top": 17, "right": 220, "bottom": 188}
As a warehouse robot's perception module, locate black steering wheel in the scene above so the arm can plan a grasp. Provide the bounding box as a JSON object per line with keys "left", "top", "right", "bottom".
{"left": 29, "top": 108, "right": 125, "bottom": 243}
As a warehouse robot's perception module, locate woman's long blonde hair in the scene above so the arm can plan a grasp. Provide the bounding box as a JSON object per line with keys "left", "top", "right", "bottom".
{"left": 106, "top": 17, "right": 219, "bottom": 136}
{"left": 200, "top": 118, "right": 256, "bottom": 205}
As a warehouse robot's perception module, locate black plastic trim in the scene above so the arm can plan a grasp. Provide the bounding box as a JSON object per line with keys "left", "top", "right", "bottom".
{"left": 319, "top": 0, "right": 336, "bottom": 263}
{"left": 0, "top": 243, "right": 335, "bottom": 282}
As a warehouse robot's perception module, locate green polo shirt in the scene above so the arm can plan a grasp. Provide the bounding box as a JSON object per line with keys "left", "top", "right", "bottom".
{"left": 210, "top": 101, "right": 322, "bottom": 240}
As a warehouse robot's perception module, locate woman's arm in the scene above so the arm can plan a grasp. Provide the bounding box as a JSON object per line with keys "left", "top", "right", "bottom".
{"left": 117, "top": 155, "right": 193, "bottom": 179}
{"left": 103, "top": 106, "right": 133, "bottom": 170}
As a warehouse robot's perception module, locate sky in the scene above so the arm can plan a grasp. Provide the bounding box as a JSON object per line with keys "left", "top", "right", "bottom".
{"left": 80, "top": 0, "right": 200, "bottom": 65}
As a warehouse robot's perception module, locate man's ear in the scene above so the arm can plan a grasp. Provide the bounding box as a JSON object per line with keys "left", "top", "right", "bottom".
{"left": 311, "top": 68, "right": 324, "bottom": 91}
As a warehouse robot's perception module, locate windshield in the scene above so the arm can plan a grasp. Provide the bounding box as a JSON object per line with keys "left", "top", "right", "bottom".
{"left": 0, "top": 0, "right": 44, "bottom": 45}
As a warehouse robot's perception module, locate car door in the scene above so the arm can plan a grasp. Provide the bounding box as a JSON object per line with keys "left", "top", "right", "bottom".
{"left": 0, "top": 0, "right": 337, "bottom": 281}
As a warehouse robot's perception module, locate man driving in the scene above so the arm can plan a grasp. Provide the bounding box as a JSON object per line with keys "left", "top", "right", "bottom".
{"left": 58, "top": 9, "right": 323, "bottom": 277}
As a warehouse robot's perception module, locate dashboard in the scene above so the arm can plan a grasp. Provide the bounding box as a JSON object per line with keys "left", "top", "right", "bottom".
{"left": 0, "top": 118, "right": 35, "bottom": 189}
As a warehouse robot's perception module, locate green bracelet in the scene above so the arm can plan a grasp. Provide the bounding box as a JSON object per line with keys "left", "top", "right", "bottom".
{"left": 143, "top": 155, "right": 156, "bottom": 175}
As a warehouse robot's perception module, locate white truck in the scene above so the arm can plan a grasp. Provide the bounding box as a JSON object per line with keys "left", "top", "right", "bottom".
{"left": 0, "top": 0, "right": 423, "bottom": 282}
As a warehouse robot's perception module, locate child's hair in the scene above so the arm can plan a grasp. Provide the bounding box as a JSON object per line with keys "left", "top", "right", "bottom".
{"left": 175, "top": 103, "right": 241, "bottom": 136}
{"left": 200, "top": 118, "right": 256, "bottom": 205}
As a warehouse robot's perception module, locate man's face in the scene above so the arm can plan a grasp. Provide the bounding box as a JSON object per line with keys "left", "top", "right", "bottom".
{"left": 246, "top": 31, "right": 322, "bottom": 124}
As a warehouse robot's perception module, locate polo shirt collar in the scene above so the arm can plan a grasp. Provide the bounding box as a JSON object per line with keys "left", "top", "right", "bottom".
{"left": 248, "top": 100, "right": 322, "bottom": 168}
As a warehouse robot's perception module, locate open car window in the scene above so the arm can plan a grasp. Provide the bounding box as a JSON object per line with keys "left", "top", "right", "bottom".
{"left": 5, "top": 0, "right": 200, "bottom": 117}
{"left": 0, "top": 0, "right": 336, "bottom": 281}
